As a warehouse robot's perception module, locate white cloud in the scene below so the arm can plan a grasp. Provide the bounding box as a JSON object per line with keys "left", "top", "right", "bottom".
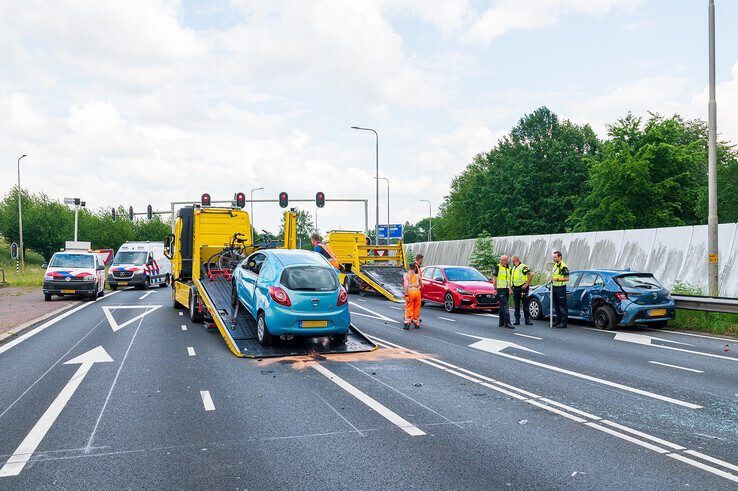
{"left": 467, "top": 0, "right": 641, "bottom": 44}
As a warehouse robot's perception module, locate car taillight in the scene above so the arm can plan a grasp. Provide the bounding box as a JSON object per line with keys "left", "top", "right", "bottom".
{"left": 269, "top": 286, "right": 291, "bottom": 306}
{"left": 337, "top": 287, "right": 348, "bottom": 306}
{"left": 615, "top": 292, "right": 628, "bottom": 301}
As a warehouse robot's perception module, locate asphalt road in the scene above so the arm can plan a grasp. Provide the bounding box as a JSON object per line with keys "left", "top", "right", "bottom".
{"left": 0, "top": 287, "right": 736, "bottom": 489}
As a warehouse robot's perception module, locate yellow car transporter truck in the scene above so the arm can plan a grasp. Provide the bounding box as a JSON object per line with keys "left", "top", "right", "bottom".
{"left": 326, "top": 231, "right": 407, "bottom": 302}
{"left": 164, "top": 199, "right": 375, "bottom": 358}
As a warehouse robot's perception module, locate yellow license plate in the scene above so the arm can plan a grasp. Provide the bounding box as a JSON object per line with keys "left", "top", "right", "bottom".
{"left": 61, "top": 289, "right": 76, "bottom": 293}
{"left": 118, "top": 282, "right": 128, "bottom": 286}
{"left": 301, "top": 320, "right": 328, "bottom": 328}
{"left": 649, "top": 309, "right": 667, "bottom": 317}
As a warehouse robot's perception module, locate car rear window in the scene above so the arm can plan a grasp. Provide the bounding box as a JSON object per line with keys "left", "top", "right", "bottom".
{"left": 616, "top": 274, "right": 663, "bottom": 290}
{"left": 281, "top": 266, "right": 338, "bottom": 292}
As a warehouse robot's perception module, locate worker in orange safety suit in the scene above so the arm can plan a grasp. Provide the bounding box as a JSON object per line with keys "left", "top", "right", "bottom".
{"left": 403, "top": 264, "right": 422, "bottom": 330}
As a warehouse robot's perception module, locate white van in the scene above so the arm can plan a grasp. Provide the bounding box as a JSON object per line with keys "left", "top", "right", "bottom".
{"left": 43, "top": 250, "right": 106, "bottom": 301}
{"left": 108, "top": 241, "right": 172, "bottom": 290}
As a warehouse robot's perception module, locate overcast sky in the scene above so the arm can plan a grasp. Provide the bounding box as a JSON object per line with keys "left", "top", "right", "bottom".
{"left": 2, "top": 0, "right": 738, "bottom": 234}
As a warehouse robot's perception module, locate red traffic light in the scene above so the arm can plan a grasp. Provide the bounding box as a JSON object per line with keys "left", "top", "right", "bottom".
{"left": 316, "top": 191, "right": 325, "bottom": 208}
{"left": 279, "top": 192, "right": 289, "bottom": 208}
{"left": 235, "top": 192, "right": 246, "bottom": 209}
{"left": 201, "top": 193, "right": 211, "bottom": 206}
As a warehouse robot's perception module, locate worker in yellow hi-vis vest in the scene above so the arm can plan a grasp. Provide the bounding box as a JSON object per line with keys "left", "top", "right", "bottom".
{"left": 492, "top": 255, "right": 514, "bottom": 329}
{"left": 551, "top": 251, "right": 570, "bottom": 329}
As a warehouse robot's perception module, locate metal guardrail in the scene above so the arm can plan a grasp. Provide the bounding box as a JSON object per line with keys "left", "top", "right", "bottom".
{"left": 672, "top": 294, "right": 738, "bottom": 314}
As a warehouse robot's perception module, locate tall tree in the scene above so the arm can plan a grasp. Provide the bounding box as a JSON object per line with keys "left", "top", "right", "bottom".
{"left": 439, "top": 107, "right": 600, "bottom": 239}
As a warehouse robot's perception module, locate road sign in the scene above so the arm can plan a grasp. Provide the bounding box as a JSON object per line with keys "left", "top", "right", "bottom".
{"left": 378, "top": 224, "right": 403, "bottom": 239}
{"left": 10, "top": 242, "right": 18, "bottom": 260}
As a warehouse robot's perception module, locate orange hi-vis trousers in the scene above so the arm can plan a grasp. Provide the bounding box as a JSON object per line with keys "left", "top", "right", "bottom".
{"left": 404, "top": 289, "right": 421, "bottom": 324}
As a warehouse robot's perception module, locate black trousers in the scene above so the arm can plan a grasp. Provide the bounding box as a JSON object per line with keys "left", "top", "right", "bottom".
{"left": 498, "top": 289, "right": 511, "bottom": 326}
{"left": 512, "top": 285, "right": 530, "bottom": 323}
{"left": 552, "top": 285, "right": 568, "bottom": 326}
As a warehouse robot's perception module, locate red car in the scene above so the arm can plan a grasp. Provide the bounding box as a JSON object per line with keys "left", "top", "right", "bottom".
{"left": 420, "top": 265, "right": 500, "bottom": 313}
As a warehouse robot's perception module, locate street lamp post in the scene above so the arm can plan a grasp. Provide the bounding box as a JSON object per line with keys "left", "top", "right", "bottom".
{"left": 707, "top": 0, "right": 719, "bottom": 296}
{"left": 351, "top": 126, "right": 379, "bottom": 245}
{"left": 376, "top": 177, "right": 390, "bottom": 244}
{"left": 419, "top": 199, "right": 432, "bottom": 242}
{"left": 17, "top": 154, "right": 27, "bottom": 271}
{"left": 250, "top": 187, "right": 263, "bottom": 234}
{"left": 64, "top": 197, "right": 85, "bottom": 241}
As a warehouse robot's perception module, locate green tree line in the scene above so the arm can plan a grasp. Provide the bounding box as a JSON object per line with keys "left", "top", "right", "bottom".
{"left": 0, "top": 188, "right": 171, "bottom": 260}
{"left": 406, "top": 107, "right": 738, "bottom": 242}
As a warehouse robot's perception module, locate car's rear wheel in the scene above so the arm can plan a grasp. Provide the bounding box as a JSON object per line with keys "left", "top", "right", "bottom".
{"left": 257, "top": 312, "right": 273, "bottom": 346}
{"left": 594, "top": 305, "right": 617, "bottom": 330}
{"left": 528, "top": 298, "right": 543, "bottom": 320}
{"left": 444, "top": 293, "right": 456, "bottom": 313}
{"left": 330, "top": 331, "right": 348, "bottom": 345}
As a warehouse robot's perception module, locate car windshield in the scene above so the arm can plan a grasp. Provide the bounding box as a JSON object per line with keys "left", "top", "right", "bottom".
{"left": 49, "top": 253, "right": 94, "bottom": 268}
{"left": 616, "top": 274, "right": 663, "bottom": 290}
{"left": 112, "top": 251, "right": 148, "bottom": 265}
{"left": 444, "top": 267, "right": 487, "bottom": 282}
{"left": 281, "top": 266, "right": 339, "bottom": 292}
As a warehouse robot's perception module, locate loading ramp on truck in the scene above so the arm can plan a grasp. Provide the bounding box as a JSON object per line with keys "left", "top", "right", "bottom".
{"left": 195, "top": 276, "right": 377, "bottom": 358}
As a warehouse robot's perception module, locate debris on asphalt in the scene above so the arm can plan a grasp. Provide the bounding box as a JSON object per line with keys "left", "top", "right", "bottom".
{"left": 518, "top": 419, "right": 528, "bottom": 425}
{"left": 413, "top": 382, "right": 423, "bottom": 387}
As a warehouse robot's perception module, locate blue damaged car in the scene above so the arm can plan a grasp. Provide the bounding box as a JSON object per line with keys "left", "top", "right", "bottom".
{"left": 526, "top": 270, "right": 676, "bottom": 330}
{"left": 230, "top": 249, "right": 350, "bottom": 346}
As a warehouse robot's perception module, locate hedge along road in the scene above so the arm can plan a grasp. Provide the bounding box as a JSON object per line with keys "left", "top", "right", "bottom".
{"left": 0, "top": 288, "right": 736, "bottom": 489}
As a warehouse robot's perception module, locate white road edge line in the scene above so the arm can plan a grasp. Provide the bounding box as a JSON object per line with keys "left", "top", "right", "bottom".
{"left": 349, "top": 301, "right": 399, "bottom": 323}
{"left": 310, "top": 363, "right": 425, "bottom": 436}
{"left": 187, "top": 347, "right": 196, "bottom": 356}
{"left": 200, "top": 390, "right": 215, "bottom": 411}
{"left": 513, "top": 333, "right": 542, "bottom": 340}
{"left": 437, "top": 316, "right": 456, "bottom": 322}
{"left": 366, "top": 334, "right": 738, "bottom": 483}
{"left": 647, "top": 360, "right": 704, "bottom": 373}
{"left": 0, "top": 291, "right": 121, "bottom": 356}
{"left": 181, "top": 325, "right": 187, "bottom": 331}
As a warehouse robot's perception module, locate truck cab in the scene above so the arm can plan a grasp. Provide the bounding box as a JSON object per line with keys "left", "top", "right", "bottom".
{"left": 108, "top": 241, "right": 171, "bottom": 290}
{"left": 43, "top": 250, "right": 106, "bottom": 301}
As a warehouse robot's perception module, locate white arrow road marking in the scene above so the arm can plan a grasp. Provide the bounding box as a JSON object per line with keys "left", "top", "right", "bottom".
{"left": 138, "top": 291, "right": 154, "bottom": 300}
{"left": 460, "top": 333, "right": 702, "bottom": 409}
{"left": 349, "top": 302, "right": 399, "bottom": 323}
{"left": 367, "top": 334, "right": 738, "bottom": 484}
{"left": 0, "top": 346, "right": 113, "bottom": 477}
{"left": 613, "top": 332, "right": 737, "bottom": 362}
{"left": 310, "top": 363, "right": 425, "bottom": 436}
{"left": 102, "top": 305, "right": 162, "bottom": 332}
{"left": 0, "top": 291, "right": 120, "bottom": 355}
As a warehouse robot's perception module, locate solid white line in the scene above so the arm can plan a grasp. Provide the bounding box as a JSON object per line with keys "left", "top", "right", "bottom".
{"left": 0, "top": 361, "right": 97, "bottom": 476}
{"left": 138, "top": 291, "right": 154, "bottom": 300}
{"left": 475, "top": 313, "right": 498, "bottom": 317}
{"left": 390, "top": 306, "right": 402, "bottom": 310}
{"left": 600, "top": 420, "right": 685, "bottom": 450}
{"left": 352, "top": 311, "right": 397, "bottom": 322}
{"left": 653, "top": 344, "right": 738, "bottom": 363}
{"left": 647, "top": 361, "right": 704, "bottom": 373}
{"left": 0, "top": 291, "right": 120, "bottom": 355}
{"left": 187, "top": 347, "right": 196, "bottom": 356}
{"left": 181, "top": 325, "right": 187, "bottom": 331}
{"left": 437, "top": 316, "right": 456, "bottom": 322}
{"left": 668, "top": 453, "right": 738, "bottom": 484}
{"left": 538, "top": 398, "right": 601, "bottom": 421}
{"left": 349, "top": 301, "right": 399, "bottom": 323}
{"left": 200, "top": 390, "right": 215, "bottom": 411}
{"left": 585, "top": 422, "right": 669, "bottom": 454}
{"left": 310, "top": 363, "right": 425, "bottom": 436}
{"left": 526, "top": 399, "right": 586, "bottom": 423}
{"left": 684, "top": 450, "right": 738, "bottom": 473}
{"left": 656, "top": 329, "right": 736, "bottom": 342}
{"left": 513, "top": 333, "right": 542, "bottom": 340}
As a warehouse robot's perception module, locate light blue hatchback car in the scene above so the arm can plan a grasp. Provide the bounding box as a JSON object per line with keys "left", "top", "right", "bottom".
{"left": 231, "top": 249, "right": 350, "bottom": 346}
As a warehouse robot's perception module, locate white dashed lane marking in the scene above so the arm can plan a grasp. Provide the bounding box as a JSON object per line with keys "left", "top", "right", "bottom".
{"left": 187, "top": 347, "right": 196, "bottom": 357}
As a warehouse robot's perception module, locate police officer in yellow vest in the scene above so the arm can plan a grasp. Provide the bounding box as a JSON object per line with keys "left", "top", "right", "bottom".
{"left": 511, "top": 255, "right": 534, "bottom": 326}
{"left": 492, "top": 255, "right": 514, "bottom": 329}
{"left": 551, "top": 251, "right": 570, "bottom": 329}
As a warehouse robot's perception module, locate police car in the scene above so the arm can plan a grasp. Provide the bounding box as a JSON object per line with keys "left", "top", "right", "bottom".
{"left": 108, "top": 242, "right": 171, "bottom": 290}
{"left": 43, "top": 248, "right": 106, "bottom": 301}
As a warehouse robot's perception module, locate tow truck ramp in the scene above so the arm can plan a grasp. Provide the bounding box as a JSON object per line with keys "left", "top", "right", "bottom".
{"left": 195, "top": 276, "right": 377, "bottom": 358}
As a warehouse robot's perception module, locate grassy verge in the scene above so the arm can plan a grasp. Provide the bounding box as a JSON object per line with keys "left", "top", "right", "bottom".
{"left": 669, "top": 310, "right": 738, "bottom": 337}
{"left": 0, "top": 239, "right": 45, "bottom": 287}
